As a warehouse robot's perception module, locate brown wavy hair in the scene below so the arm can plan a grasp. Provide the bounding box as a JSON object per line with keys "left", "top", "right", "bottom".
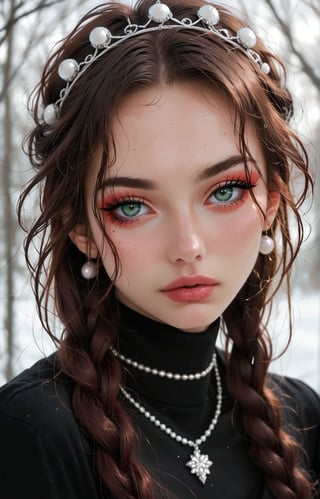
{"left": 18, "top": 0, "right": 314, "bottom": 497}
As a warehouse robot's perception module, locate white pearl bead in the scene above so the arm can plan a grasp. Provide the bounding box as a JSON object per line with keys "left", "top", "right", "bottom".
{"left": 89, "top": 27, "right": 112, "bottom": 48}
{"left": 237, "top": 27, "right": 257, "bottom": 49}
{"left": 58, "top": 58, "right": 79, "bottom": 81}
{"left": 261, "top": 62, "right": 271, "bottom": 74}
{"left": 259, "top": 234, "right": 274, "bottom": 255}
{"left": 81, "top": 261, "right": 97, "bottom": 279}
{"left": 43, "top": 104, "right": 57, "bottom": 125}
{"left": 148, "top": 3, "right": 172, "bottom": 23}
{"left": 197, "top": 5, "right": 220, "bottom": 26}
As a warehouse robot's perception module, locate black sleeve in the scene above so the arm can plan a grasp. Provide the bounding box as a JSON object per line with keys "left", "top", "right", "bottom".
{"left": 293, "top": 380, "right": 320, "bottom": 493}
{"left": 270, "top": 374, "right": 320, "bottom": 493}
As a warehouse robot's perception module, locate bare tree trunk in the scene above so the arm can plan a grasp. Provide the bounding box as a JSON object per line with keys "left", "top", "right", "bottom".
{"left": 0, "top": 0, "right": 77, "bottom": 380}
{"left": 2, "top": 0, "right": 16, "bottom": 380}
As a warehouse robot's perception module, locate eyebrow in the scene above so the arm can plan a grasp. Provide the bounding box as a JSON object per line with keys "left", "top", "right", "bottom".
{"left": 100, "top": 175, "right": 156, "bottom": 190}
{"left": 197, "top": 154, "right": 247, "bottom": 181}
{"left": 100, "top": 154, "right": 248, "bottom": 191}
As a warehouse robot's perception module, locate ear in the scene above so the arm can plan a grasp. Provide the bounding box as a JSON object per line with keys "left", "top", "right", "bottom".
{"left": 69, "top": 224, "right": 99, "bottom": 259}
{"left": 264, "top": 190, "right": 280, "bottom": 229}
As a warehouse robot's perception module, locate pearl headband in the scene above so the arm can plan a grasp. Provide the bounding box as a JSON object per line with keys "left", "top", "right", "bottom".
{"left": 43, "top": 1, "right": 271, "bottom": 126}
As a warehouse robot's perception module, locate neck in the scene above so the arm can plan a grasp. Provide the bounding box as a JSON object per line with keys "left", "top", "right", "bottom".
{"left": 115, "top": 302, "right": 221, "bottom": 406}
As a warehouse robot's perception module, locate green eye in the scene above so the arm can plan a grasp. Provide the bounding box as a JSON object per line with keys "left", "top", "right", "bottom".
{"left": 120, "top": 202, "right": 141, "bottom": 217}
{"left": 207, "top": 180, "right": 255, "bottom": 207}
{"left": 214, "top": 187, "right": 234, "bottom": 202}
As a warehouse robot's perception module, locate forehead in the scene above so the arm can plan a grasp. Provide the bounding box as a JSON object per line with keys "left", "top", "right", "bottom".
{"left": 109, "top": 82, "right": 264, "bottom": 174}
{"left": 113, "top": 81, "right": 233, "bottom": 138}
{"left": 87, "top": 81, "right": 265, "bottom": 193}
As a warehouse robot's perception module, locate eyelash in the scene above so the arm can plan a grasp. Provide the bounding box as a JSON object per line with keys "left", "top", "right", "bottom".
{"left": 100, "top": 196, "right": 150, "bottom": 226}
{"left": 208, "top": 178, "right": 256, "bottom": 207}
{"left": 100, "top": 178, "right": 257, "bottom": 225}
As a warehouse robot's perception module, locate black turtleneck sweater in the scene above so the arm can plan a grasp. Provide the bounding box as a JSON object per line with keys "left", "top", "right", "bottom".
{"left": 116, "top": 304, "right": 265, "bottom": 498}
{"left": 0, "top": 304, "right": 319, "bottom": 499}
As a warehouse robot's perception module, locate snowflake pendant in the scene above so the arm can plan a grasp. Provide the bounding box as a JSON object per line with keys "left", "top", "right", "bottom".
{"left": 186, "top": 447, "right": 213, "bottom": 484}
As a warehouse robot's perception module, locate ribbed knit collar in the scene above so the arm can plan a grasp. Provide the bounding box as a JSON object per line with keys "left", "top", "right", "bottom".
{"left": 115, "top": 302, "right": 221, "bottom": 407}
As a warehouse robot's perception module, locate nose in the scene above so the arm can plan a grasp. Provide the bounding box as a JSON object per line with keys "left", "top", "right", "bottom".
{"left": 167, "top": 215, "right": 206, "bottom": 264}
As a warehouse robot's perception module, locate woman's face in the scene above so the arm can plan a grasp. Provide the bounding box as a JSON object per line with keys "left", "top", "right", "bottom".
{"left": 84, "top": 82, "right": 278, "bottom": 332}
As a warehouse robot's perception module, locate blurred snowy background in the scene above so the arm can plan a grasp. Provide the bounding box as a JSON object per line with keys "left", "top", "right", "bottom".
{"left": 0, "top": 0, "right": 319, "bottom": 392}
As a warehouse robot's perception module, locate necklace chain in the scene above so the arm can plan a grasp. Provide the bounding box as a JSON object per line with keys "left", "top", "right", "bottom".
{"left": 119, "top": 352, "right": 222, "bottom": 484}
{"left": 111, "top": 346, "right": 216, "bottom": 380}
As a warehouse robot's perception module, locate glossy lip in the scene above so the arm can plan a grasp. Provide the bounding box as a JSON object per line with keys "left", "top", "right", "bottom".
{"left": 162, "top": 275, "right": 218, "bottom": 291}
{"left": 161, "top": 275, "right": 218, "bottom": 303}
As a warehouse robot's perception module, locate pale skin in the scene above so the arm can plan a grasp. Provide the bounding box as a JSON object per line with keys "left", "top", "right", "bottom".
{"left": 70, "top": 82, "right": 279, "bottom": 332}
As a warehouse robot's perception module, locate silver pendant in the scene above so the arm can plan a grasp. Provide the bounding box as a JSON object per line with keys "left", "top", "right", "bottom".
{"left": 186, "top": 447, "right": 213, "bottom": 484}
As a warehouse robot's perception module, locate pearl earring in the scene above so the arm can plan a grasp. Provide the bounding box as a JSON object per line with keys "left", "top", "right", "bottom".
{"left": 81, "top": 260, "right": 98, "bottom": 279}
{"left": 259, "top": 233, "right": 274, "bottom": 255}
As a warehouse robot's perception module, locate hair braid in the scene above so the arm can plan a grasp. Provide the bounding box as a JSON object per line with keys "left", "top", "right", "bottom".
{"left": 224, "top": 279, "right": 312, "bottom": 498}
{"left": 56, "top": 262, "right": 154, "bottom": 498}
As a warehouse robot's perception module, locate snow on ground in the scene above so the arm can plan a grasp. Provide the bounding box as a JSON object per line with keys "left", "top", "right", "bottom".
{"left": 1, "top": 285, "right": 319, "bottom": 393}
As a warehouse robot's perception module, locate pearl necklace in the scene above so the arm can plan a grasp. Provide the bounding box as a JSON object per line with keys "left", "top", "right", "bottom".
{"left": 120, "top": 352, "right": 222, "bottom": 485}
{"left": 110, "top": 346, "right": 216, "bottom": 380}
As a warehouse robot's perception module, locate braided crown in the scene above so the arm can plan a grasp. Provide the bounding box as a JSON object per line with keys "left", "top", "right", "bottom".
{"left": 43, "top": 1, "right": 271, "bottom": 125}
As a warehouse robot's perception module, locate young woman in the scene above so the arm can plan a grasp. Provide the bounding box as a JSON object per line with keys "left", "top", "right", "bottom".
{"left": 0, "top": 1, "right": 319, "bottom": 498}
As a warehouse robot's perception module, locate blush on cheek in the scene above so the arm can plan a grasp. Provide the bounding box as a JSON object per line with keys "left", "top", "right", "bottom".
{"left": 115, "top": 235, "right": 160, "bottom": 277}
{"left": 114, "top": 238, "right": 140, "bottom": 260}
{"left": 223, "top": 212, "right": 262, "bottom": 254}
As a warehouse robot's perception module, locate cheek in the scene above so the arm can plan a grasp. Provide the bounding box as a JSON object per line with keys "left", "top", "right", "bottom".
{"left": 101, "top": 232, "right": 153, "bottom": 276}
{"left": 217, "top": 204, "right": 264, "bottom": 255}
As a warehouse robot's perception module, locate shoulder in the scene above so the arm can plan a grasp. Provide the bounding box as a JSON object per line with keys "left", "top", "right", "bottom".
{"left": 0, "top": 353, "right": 76, "bottom": 435}
{"left": 0, "top": 353, "right": 88, "bottom": 455}
{"left": 267, "top": 372, "right": 320, "bottom": 424}
{"left": 268, "top": 372, "right": 320, "bottom": 482}
{"left": 0, "top": 355, "right": 102, "bottom": 499}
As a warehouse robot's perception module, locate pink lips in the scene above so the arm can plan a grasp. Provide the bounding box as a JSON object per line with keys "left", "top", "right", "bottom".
{"left": 161, "top": 275, "right": 218, "bottom": 303}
